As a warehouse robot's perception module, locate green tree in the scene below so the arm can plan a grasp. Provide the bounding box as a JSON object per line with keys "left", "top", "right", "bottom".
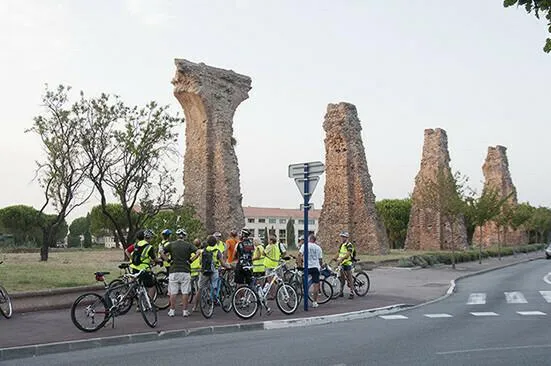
{"left": 76, "top": 90, "right": 183, "bottom": 249}
{"left": 68, "top": 216, "right": 91, "bottom": 248}
{"left": 89, "top": 203, "right": 130, "bottom": 246}
{"left": 375, "top": 198, "right": 412, "bottom": 249}
{"left": 504, "top": 0, "right": 551, "bottom": 53}
{"left": 528, "top": 206, "right": 551, "bottom": 242}
{"left": 286, "top": 218, "right": 296, "bottom": 248}
{"left": 0, "top": 205, "right": 43, "bottom": 246}
{"left": 143, "top": 205, "right": 205, "bottom": 245}
{"left": 27, "top": 85, "right": 94, "bottom": 260}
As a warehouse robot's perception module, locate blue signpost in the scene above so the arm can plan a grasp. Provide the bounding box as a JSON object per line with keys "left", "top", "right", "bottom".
{"left": 288, "top": 161, "right": 324, "bottom": 311}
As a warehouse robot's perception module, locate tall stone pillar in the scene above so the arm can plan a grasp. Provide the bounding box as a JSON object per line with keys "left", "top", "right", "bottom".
{"left": 172, "top": 59, "right": 251, "bottom": 235}
{"left": 317, "top": 102, "right": 389, "bottom": 255}
{"left": 473, "top": 146, "right": 528, "bottom": 246}
{"left": 404, "top": 128, "right": 467, "bottom": 251}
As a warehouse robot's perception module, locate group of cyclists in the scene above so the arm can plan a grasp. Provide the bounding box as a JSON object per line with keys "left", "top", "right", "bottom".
{"left": 124, "top": 226, "right": 359, "bottom": 318}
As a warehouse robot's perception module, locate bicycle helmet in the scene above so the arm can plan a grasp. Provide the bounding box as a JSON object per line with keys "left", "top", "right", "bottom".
{"left": 213, "top": 232, "right": 222, "bottom": 238}
{"left": 136, "top": 230, "right": 145, "bottom": 240}
{"left": 240, "top": 228, "right": 251, "bottom": 237}
{"left": 161, "top": 229, "right": 172, "bottom": 236}
{"left": 339, "top": 231, "right": 349, "bottom": 238}
{"left": 144, "top": 229, "right": 154, "bottom": 239}
{"left": 176, "top": 228, "right": 187, "bottom": 238}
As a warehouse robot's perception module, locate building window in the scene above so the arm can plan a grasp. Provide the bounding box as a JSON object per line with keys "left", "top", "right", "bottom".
{"left": 258, "top": 229, "right": 266, "bottom": 238}
{"left": 279, "top": 219, "right": 286, "bottom": 224}
{"left": 298, "top": 220, "right": 304, "bottom": 225}
{"left": 298, "top": 230, "right": 304, "bottom": 238}
{"left": 268, "top": 218, "right": 276, "bottom": 224}
{"left": 308, "top": 219, "right": 315, "bottom": 225}
{"left": 279, "top": 229, "right": 286, "bottom": 239}
{"left": 248, "top": 218, "right": 255, "bottom": 223}
{"left": 258, "top": 218, "right": 266, "bottom": 223}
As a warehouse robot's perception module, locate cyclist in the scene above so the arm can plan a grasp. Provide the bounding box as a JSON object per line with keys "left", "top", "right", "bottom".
{"left": 159, "top": 229, "right": 173, "bottom": 275}
{"left": 128, "top": 229, "right": 158, "bottom": 301}
{"left": 190, "top": 238, "right": 202, "bottom": 312}
{"left": 225, "top": 229, "right": 239, "bottom": 264}
{"left": 298, "top": 234, "right": 323, "bottom": 308}
{"left": 234, "top": 228, "right": 255, "bottom": 286}
{"left": 252, "top": 238, "right": 265, "bottom": 277}
{"left": 213, "top": 232, "right": 226, "bottom": 261}
{"left": 331, "top": 231, "right": 355, "bottom": 299}
{"left": 199, "top": 235, "right": 231, "bottom": 305}
{"left": 264, "top": 235, "right": 286, "bottom": 275}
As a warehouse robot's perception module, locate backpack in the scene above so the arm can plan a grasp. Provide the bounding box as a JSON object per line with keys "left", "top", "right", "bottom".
{"left": 238, "top": 239, "right": 255, "bottom": 267}
{"left": 350, "top": 242, "right": 357, "bottom": 262}
{"left": 131, "top": 242, "right": 151, "bottom": 266}
{"left": 201, "top": 247, "right": 216, "bottom": 274}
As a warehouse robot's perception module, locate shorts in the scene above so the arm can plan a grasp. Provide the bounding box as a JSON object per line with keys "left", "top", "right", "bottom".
{"left": 308, "top": 267, "right": 320, "bottom": 284}
{"left": 341, "top": 264, "right": 353, "bottom": 272}
{"left": 168, "top": 272, "right": 191, "bottom": 295}
{"left": 235, "top": 267, "right": 253, "bottom": 285}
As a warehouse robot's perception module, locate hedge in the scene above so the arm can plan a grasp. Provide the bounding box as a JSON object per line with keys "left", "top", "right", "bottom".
{"left": 397, "top": 244, "right": 545, "bottom": 268}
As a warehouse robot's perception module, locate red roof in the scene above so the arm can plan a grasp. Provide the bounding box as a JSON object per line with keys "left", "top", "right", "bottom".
{"left": 243, "top": 206, "right": 321, "bottom": 219}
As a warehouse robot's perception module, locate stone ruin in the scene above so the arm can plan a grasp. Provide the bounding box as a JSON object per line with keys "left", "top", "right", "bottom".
{"left": 404, "top": 128, "right": 468, "bottom": 251}
{"left": 172, "top": 59, "right": 251, "bottom": 235}
{"left": 473, "top": 145, "right": 528, "bottom": 246}
{"left": 317, "top": 102, "right": 389, "bottom": 255}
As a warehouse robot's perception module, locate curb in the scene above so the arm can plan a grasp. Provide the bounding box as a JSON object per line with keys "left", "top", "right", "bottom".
{"left": 0, "top": 303, "right": 411, "bottom": 362}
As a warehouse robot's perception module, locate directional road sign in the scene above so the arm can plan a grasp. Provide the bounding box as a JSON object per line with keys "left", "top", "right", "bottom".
{"left": 288, "top": 161, "right": 325, "bottom": 179}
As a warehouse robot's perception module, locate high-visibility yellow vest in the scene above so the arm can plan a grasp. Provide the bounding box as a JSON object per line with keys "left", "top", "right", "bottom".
{"left": 338, "top": 242, "right": 353, "bottom": 266}
{"left": 264, "top": 243, "right": 280, "bottom": 269}
{"left": 216, "top": 240, "right": 225, "bottom": 260}
{"left": 158, "top": 240, "right": 171, "bottom": 268}
{"left": 206, "top": 245, "right": 220, "bottom": 268}
{"left": 129, "top": 240, "right": 153, "bottom": 271}
{"left": 191, "top": 252, "right": 201, "bottom": 277}
{"left": 253, "top": 245, "right": 265, "bottom": 273}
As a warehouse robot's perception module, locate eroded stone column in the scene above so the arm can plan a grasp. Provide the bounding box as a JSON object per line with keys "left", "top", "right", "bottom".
{"left": 172, "top": 59, "right": 251, "bottom": 235}
{"left": 404, "top": 128, "right": 467, "bottom": 251}
{"left": 473, "top": 146, "right": 528, "bottom": 246}
{"left": 317, "top": 102, "right": 389, "bottom": 255}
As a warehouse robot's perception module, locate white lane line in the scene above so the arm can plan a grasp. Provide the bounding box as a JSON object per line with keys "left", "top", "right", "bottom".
{"left": 379, "top": 315, "right": 408, "bottom": 320}
{"left": 517, "top": 311, "right": 546, "bottom": 316}
{"left": 436, "top": 344, "right": 551, "bottom": 355}
{"left": 467, "top": 293, "right": 486, "bottom": 305}
{"left": 539, "top": 290, "right": 551, "bottom": 303}
{"left": 470, "top": 312, "right": 499, "bottom": 317}
{"left": 504, "top": 291, "right": 527, "bottom": 304}
{"left": 424, "top": 314, "right": 453, "bottom": 318}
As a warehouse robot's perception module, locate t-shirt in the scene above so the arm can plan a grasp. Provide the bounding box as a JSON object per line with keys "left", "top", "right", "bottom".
{"left": 299, "top": 242, "right": 323, "bottom": 270}
{"left": 226, "top": 237, "right": 238, "bottom": 263}
{"left": 162, "top": 239, "right": 197, "bottom": 273}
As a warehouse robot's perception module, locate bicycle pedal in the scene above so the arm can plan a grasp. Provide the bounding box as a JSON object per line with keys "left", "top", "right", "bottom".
{"left": 266, "top": 308, "right": 272, "bottom": 315}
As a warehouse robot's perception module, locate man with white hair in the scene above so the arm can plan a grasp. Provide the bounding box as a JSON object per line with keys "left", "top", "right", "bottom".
{"left": 298, "top": 234, "right": 323, "bottom": 308}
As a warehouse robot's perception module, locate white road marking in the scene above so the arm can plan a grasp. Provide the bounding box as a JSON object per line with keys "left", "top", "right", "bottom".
{"left": 467, "top": 293, "right": 486, "bottom": 305}
{"left": 517, "top": 311, "right": 546, "bottom": 316}
{"left": 470, "top": 312, "right": 499, "bottom": 317}
{"left": 436, "top": 344, "right": 551, "bottom": 355}
{"left": 504, "top": 291, "right": 527, "bottom": 304}
{"left": 424, "top": 314, "right": 453, "bottom": 318}
{"left": 379, "top": 315, "right": 408, "bottom": 320}
{"left": 543, "top": 272, "right": 551, "bottom": 284}
{"left": 539, "top": 290, "right": 551, "bottom": 303}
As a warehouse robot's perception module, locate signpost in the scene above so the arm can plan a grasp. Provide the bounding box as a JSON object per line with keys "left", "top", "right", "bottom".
{"left": 288, "top": 161, "right": 325, "bottom": 311}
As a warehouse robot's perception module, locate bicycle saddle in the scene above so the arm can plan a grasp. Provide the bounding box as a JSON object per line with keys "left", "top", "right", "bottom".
{"left": 118, "top": 263, "right": 130, "bottom": 269}
{"left": 94, "top": 271, "right": 110, "bottom": 276}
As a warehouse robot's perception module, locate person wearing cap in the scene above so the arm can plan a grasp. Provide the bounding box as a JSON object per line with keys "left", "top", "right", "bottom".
{"left": 331, "top": 231, "right": 355, "bottom": 299}
{"left": 213, "top": 232, "right": 226, "bottom": 261}
{"left": 297, "top": 235, "right": 305, "bottom": 252}
{"left": 159, "top": 229, "right": 173, "bottom": 275}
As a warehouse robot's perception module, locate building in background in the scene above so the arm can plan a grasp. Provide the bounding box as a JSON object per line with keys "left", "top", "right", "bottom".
{"left": 243, "top": 206, "right": 320, "bottom": 244}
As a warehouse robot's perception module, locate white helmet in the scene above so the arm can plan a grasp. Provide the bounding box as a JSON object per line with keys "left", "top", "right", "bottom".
{"left": 176, "top": 228, "right": 187, "bottom": 238}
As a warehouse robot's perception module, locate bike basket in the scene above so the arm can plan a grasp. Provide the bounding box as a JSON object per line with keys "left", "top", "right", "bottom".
{"left": 95, "top": 274, "right": 105, "bottom": 282}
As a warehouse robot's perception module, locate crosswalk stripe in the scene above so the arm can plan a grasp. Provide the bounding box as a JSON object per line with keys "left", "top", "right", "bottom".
{"left": 467, "top": 293, "right": 486, "bottom": 305}
{"left": 505, "top": 291, "right": 528, "bottom": 304}
{"left": 424, "top": 314, "right": 453, "bottom": 318}
{"left": 470, "top": 312, "right": 499, "bottom": 316}
{"left": 517, "top": 311, "right": 546, "bottom": 316}
{"left": 379, "top": 315, "right": 408, "bottom": 320}
{"left": 539, "top": 291, "right": 551, "bottom": 303}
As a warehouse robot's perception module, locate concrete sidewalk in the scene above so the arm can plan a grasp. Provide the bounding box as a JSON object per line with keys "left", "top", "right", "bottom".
{"left": 0, "top": 250, "right": 543, "bottom": 355}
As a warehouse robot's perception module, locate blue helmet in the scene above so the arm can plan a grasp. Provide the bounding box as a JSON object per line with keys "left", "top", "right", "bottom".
{"left": 162, "top": 229, "right": 172, "bottom": 237}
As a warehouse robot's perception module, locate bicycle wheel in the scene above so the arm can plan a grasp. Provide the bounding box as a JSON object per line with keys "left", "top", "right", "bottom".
{"left": 325, "top": 275, "right": 342, "bottom": 299}
{"left": 188, "top": 277, "right": 198, "bottom": 304}
{"left": 0, "top": 284, "right": 13, "bottom": 319}
{"left": 275, "top": 283, "right": 299, "bottom": 315}
{"left": 200, "top": 287, "right": 214, "bottom": 319}
{"left": 153, "top": 277, "right": 170, "bottom": 310}
{"left": 308, "top": 279, "right": 333, "bottom": 305}
{"left": 353, "top": 271, "right": 370, "bottom": 297}
{"left": 289, "top": 279, "right": 304, "bottom": 303}
{"left": 232, "top": 286, "right": 258, "bottom": 320}
{"left": 138, "top": 289, "right": 157, "bottom": 328}
{"left": 219, "top": 280, "right": 233, "bottom": 313}
{"left": 107, "top": 279, "right": 133, "bottom": 315}
{"left": 70, "top": 292, "right": 109, "bottom": 332}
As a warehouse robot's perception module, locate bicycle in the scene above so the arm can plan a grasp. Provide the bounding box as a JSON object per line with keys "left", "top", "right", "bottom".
{"left": 199, "top": 268, "right": 233, "bottom": 318}
{"left": 0, "top": 261, "right": 13, "bottom": 319}
{"left": 232, "top": 259, "right": 299, "bottom": 320}
{"left": 325, "top": 261, "right": 370, "bottom": 297}
{"left": 70, "top": 269, "right": 157, "bottom": 332}
{"left": 285, "top": 265, "right": 333, "bottom": 305}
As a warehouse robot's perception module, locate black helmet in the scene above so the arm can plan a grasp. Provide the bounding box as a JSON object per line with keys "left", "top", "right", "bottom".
{"left": 240, "top": 228, "right": 251, "bottom": 238}
{"left": 136, "top": 230, "right": 145, "bottom": 240}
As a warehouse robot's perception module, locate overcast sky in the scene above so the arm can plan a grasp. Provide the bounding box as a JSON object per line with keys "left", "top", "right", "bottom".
{"left": 1, "top": 0, "right": 550, "bottom": 224}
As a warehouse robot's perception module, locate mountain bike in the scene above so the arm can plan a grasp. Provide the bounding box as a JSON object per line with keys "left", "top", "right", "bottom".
{"left": 199, "top": 268, "right": 233, "bottom": 318}
{"left": 285, "top": 265, "right": 333, "bottom": 304}
{"left": 70, "top": 269, "right": 157, "bottom": 332}
{"left": 325, "top": 261, "right": 370, "bottom": 297}
{"left": 0, "top": 261, "right": 13, "bottom": 319}
{"left": 232, "top": 259, "right": 299, "bottom": 319}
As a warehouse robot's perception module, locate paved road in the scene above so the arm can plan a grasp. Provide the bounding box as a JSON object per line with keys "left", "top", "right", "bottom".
{"left": 4, "top": 257, "right": 550, "bottom": 365}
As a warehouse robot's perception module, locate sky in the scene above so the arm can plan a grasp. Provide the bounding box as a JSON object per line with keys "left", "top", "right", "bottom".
{"left": 1, "top": 0, "right": 550, "bottom": 224}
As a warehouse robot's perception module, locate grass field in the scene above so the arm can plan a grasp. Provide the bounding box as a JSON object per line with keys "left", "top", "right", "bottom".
{"left": 0, "top": 248, "right": 428, "bottom": 292}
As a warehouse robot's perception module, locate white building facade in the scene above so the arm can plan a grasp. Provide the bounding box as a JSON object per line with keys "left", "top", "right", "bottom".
{"left": 242, "top": 206, "right": 320, "bottom": 244}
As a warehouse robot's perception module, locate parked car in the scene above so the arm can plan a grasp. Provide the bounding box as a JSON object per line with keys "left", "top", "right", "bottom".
{"left": 545, "top": 244, "right": 551, "bottom": 259}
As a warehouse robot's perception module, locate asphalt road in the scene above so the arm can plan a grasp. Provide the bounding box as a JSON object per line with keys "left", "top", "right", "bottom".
{"left": 5, "top": 259, "right": 551, "bottom": 366}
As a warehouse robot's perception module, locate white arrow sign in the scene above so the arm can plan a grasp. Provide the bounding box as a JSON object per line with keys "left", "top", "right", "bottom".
{"left": 294, "top": 176, "right": 319, "bottom": 198}
{"left": 544, "top": 272, "right": 551, "bottom": 285}
{"left": 288, "top": 161, "right": 325, "bottom": 179}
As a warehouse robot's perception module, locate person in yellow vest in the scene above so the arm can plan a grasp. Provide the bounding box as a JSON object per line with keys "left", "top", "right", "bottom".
{"left": 252, "top": 238, "right": 265, "bottom": 277}
{"left": 213, "top": 232, "right": 226, "bottom": 261}
{"left": 190, "top": 238, "right": 202, "bottom": 312}
{"left": 264, "top": 236, "right": 281, "bottom": 276}
{"left": 331, "top": 231, "right": 355, "bottom": 299}
{"left": 159, "top": 229, "right": 173, "bottom": 274}
{"left": 129, "top": 229, "right": 158, "bottom": 301}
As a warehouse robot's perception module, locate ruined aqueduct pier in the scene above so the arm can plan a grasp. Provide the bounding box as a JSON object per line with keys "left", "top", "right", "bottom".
{"left": 172, "top": 59, "right": 252, "bottom": 235}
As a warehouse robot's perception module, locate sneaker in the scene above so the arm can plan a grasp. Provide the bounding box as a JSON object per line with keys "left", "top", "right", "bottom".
{"left": 338, "top": 292, "right": 344, "bottom": 298}
{"left": 348, "top": 294, "right": 354, "bottom": 299}
{"left": 167, "top": 309, "right": 175, "bottom": 317}
{"left": 183, "top": 310, "right": 190, "bottom": 317}
{"left": 311, "top": 301, "right": 319, "bottom": 308}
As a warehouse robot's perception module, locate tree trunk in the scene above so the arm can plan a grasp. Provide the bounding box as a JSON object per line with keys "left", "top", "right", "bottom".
{"left": 40, "top": 228, "right": 52, "bottom": 261}
{"left": 478, "top": 226, "right": 483, "bottom": 264}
